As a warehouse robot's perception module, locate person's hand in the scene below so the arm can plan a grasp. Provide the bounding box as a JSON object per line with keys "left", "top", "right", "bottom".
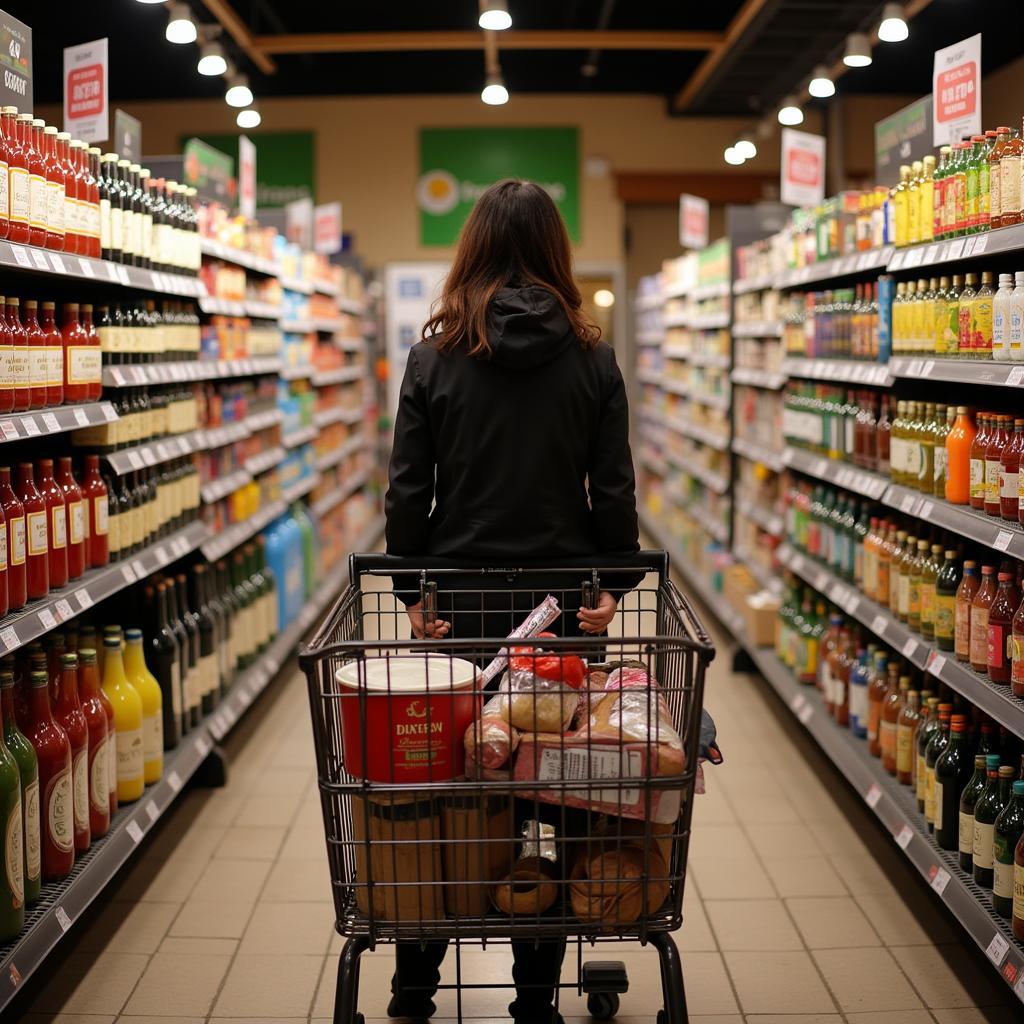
{"left": 577, "top": 591, "right": 617, "bottom": 634}
{"left": 406, "top": 601, "right": 451, "bottom": 639}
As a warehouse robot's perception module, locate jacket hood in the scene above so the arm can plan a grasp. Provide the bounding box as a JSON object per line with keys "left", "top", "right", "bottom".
{"left": 487, "top": 285, "right": 575, "bottom": 369}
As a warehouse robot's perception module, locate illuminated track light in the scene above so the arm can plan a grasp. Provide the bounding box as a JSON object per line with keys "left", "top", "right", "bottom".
{"left": 479, "top": 0, "right": 512, "bottom": 30}
{"left": 878, "top": 3, "right": 909, "bottom": 42}
{"left": 808, "top": 66, "right": 835, "bottom": 98}
{"left": 843, "top": 32, "right": 873, "bottom": 68}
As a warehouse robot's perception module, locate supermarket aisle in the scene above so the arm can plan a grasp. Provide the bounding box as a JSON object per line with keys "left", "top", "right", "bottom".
{"left": 18, "top": 578, "right": 1020, "bottom": 1023}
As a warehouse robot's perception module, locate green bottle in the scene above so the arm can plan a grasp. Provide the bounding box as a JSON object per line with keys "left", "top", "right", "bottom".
{"left": 924, "top": 703, "right": 952, "bottom": 831}
{"left": 0, "top": 672, "right": 39, "bottom": 907}
{"left": 777, "top": 577, "right": 796, "bottom": 667}
{"left": 796, "top": 593, "right": 818, "bottom": 686}
{"left": 0, "top": 678, "right": 23, "bottom": 940}
{"left": 935, "top": 713, "right": 973, "bottom": 851}
{"left": 973, "top": 756, "right": 1009, "bottom": 889}
{"left": 934, "top": 550, "right": 961, "bottom": 652}
{"left": 993, "top": 779, "right": 1024, "bottom": 918}
{"left": 959, "top": 754, "right": 988, "bottom": 872}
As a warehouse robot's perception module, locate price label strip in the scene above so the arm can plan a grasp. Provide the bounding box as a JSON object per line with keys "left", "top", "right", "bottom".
{"left": 895, "top": 824, "right": 914, "bottom": 849}
{"left": 986, "top": 932, "right": 1010, "bottom": 967}
{"left": 930, "top": 865, "right": 951, "bottom": 895}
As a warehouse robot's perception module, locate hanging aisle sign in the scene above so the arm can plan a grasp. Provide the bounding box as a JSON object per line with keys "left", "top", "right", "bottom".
{"left": 314, "top": 202, "right": 342, "bottom": 255}
{"left": 114, "top": 109, "right": 141, "bottom": 162}
{"left": 0, "top": 9, "right": 31, "bottom": 110}
{"left": 238, "top": 135, "right": 256, "bottom": 220}
{"left": 875, "top": 95, "right": 933, "bottom": 187}
{"left": 63, "top": 37, "right": 107, "bottom": 143}
{"left": 933, "top": 33, "right": 981, "bottom": 146}
{"left": 780, "top": 128, "right": 826, "bottom": 207}
{"left": 679, "top": 194, "right": 709, "bottom": 250}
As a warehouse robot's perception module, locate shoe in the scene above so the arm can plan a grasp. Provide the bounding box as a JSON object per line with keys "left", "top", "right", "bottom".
{"left": 386, "top": 993, "right": 434, "bottom": 1023}
{"left": 511, "top": 1010, "right": 565, "bottom": 1024}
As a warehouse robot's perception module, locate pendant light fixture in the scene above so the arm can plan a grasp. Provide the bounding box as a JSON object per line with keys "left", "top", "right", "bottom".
{"left": 735, "top": 137, "right": 757, "bottom": 160}
{"left": 843, "top": 32, "right": 873, "bottom": 68}
{"left": 165, "top": 2, "right": 198, "bottom": 44}
{"left": 808, "top": 65, "right": 836, "bottom": 98}
{"left": 236, "top": 107, "right": 262, "bottom": 129}
{"left": 878, "top": 3, "right": 909, "bottom": 42}
{"left": 197, "top": 39, "right": 228, "bottom": 77}
{"left": 481, "top": 71, "right": 509, "bottom": 105}
{"left": 778, "top": 97, "right": 804, "bottom": 126}
{"left": 478, "top": 0, "right": 512, "bottom": 31}
{"left": 225, "top": 73, "right": 254, "bottom": 108}
{"left": 724, "top": 147, "right": 745, "bottom": 166}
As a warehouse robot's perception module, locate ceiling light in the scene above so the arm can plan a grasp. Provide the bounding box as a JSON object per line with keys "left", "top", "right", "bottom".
{"left": 197, "top": 40, "right": 228, "bottom": 77}
{"left": 843, "top": 32, "right": 873, "bottom": 68}
{"left": 481, "top": 71, "right": 509, "bottom": 106}
{"left": 225, "top": 73, "right": 253, "bottom": 108}
{"left": 236, "top": 107, "right": 261, "bottom": 129}
{"left": 165, "top": 2, "right": 197, "bottom": 44}
{"left": 878, "top": 3, "right": 909, "bottom": 42}
{"left": 808, "top": 65, "right": 835, "bottom": 98}
{"left": 478, "top": 0, "right": 512, "bottom": 31}
{"left": 593, "top": 289, "right": 615, "bottom": 308}
{"left": 135, "top": 0, "right": 167, "bottom": 4}
{"left": 735, "top": 137, "right": 757, "bottom": 160}
{"left": 724, "top": 147, "right": 745, "bottom": 166}
{"left": 778, "top": 98, "right": 804, "bottom": 126}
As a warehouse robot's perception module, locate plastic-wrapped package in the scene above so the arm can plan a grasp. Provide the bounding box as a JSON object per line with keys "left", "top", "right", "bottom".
{"left": 465, "top": 679, "right": 520, "bottom": 770}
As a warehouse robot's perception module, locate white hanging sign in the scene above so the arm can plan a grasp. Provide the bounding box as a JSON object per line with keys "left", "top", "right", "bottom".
{"left": 63, "top": 37, "right": 108, "bottom": 143}
{"left": 933, "top": 33, "right": 981, "bottom": 146}
{"left": 780, "top": 128, "right": 826, "bottom": 207}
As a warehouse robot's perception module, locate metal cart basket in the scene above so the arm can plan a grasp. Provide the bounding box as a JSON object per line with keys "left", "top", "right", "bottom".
{"left": 298, "top": 551, "right": 714, "bottom": 1024}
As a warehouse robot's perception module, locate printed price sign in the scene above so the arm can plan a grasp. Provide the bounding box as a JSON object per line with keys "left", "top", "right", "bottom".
{"left": 797, "top": 704, "right": 814, "bottom": 725}
{"left": 872, "top": 614, "right": 888, "bottom": 636}
{"left": 781, "top": 128, "right": 826, "bottom": 207}
{"left": 54, "top": 906, "right": 72, "bottom": 933}
{"left": 125, "top": 820, "right": 143, "bottom": 844}
{"left": 930, "top": 865, "right": 951, "bottom": 895}
{"left": 865, "top": 784, "right": 882, "bottom": 808}
{"left": 903, "top": 638, "right": 918, "bottom": 658}
{"left": 895, "top": 824, "right": 914, "bottom": 849}
{"left": 986, "top": 933, "right": 1010, "bottom": 966}
{"left": 63, "top": 38, "right": 107, "bottom": 143}
{"left": 994, "top": 531, "right": 1014, "bottom": 552}
{"left": 678, "top": 193, "right": 709, "bottom": 250}
{"left": 75, "top": 588, "right": 93, "bottom": 610}
{"left": 933, "top": 34, "right": 981, "bottom": 146}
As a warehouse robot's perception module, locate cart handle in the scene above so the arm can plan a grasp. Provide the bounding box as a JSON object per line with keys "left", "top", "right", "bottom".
{"left": 348, "top": 550, "right": 671, "bottom": 579}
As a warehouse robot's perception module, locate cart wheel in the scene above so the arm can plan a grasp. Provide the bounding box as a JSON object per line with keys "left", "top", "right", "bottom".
{"left": 587, "top": 992, "right": 620, "bottom": 1019}
{"left": 353, "top": 1015, "right": 365, "bottom": 1024}
{"left": 657, "top": 1011, "right": 667, "bottom": 1024}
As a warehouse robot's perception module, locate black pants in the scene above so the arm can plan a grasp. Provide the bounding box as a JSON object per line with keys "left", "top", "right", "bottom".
{"left": 391, "top": 577, "right": 596, "bottom": 1021}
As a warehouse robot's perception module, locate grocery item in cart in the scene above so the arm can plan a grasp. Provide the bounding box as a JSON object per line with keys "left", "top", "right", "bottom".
{"left": 569, "top": 837, "right": 670, "bottom": 929}
{"left": 334, "top": 654, "right": 480, "bottom": 782}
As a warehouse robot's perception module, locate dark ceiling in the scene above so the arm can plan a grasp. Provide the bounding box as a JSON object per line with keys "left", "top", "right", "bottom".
{"left": 12, "top": 0, "right": 1024, "bottom": 116}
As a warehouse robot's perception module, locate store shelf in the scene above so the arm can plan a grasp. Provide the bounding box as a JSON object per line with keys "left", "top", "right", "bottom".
{"left": 201, "top": 500, "right": 285, "bottom": 562}
{"left": 311, "top": 467, "right": 371, "bottom": 518}
{"left": 664, "top": 280, "right": 729, "bottom": 301}
{"left": 734, "top": 546, "right": 782, "bottom": 593}
{"left": 244, "top": 446, "right": 286, "bottom": 477}
{"left": 200, "top": 468, "right": 252, "bottom": 505}
{"left": 244, "top": 407, "right": 284, "bottom": 433}
{"left": 781, "top": 357, "right": 893, "bottom": 386}
{"left": 689, "top": 350, "right": 731, "bottom": 369}
{"left": 281, "top": 424, "right": 319, "bottom": 449}
{"left": 0, "top": 519, "right": 207, "bottom": 660}
{"left": 776, "top": 246, "right": 893, "bottom": 289}
{"left": 199, "top": 237, "right": 278, "bottom": 276}
{"left": 315, "top": 434, "right": 366, "bottom": 472}
{"left": 313, "top": 278, "right": 340, "bottom": 297}
{"left": 636, "top": 330, "right": 663, "bottom": 347}
{"left": 688, "top": 390, "right": 730, "bottom": 412}
{"left": 334, "top": 337, "right": 365, "bottom": 353}
{"left": 733, "top": 272, "right": 776, "bottom": 295}
{"left": 732, "top": 437, "right": 785, "bottom": 472}
{"left": 781, "top": 446, "right": 891, "bottom": 500}
{"left": 279, "top": 364, "right": 315, "bottom": 381}
{"left": 102, "top": 357, "right": 282, "bottom": 387}
{"left": 732, "top": 321, "right": 783, "bottom": 338}
{"left": 662, "top": 378, "right": 689, "bottom": 397}
{"left": 282, "top": 472, "right": 320, "bottom": 503}
{"left": 664, "top": 414, "right": 729, "bottom": 451}
{"left": 0, "top": 402, "right": 117, "bottom": 444}
{"left": 313, "top": 405, "right": 363, "bottom": 429}
{"left": 665, "top": 452, "right": 729, "bottom": 494}
{"left": 279, "top": 276, "right": 314, "bottom": 295}
{"left": 735, "top": 495, "right": 784, "bottom": 537}
{"left": 337, "top": 296, "right": 364, "bottom": 316}
{"left": 0, "top": 514, "right": 385, "bottom": 1014}
{"left": 887, "top": 229, "right": 1010, "bottom": 273}
{"left": 688, "top": 311, "right": 730, "bottom": 330}
{"left": 663, "top": 312, "right": 690, "bottom": 329}
{"left": 637, "top": 368, "right": 661, "bottom": 387}
{"left": 889, "top": 356, "right": 1024, "bottom": 389}
{"left": 663, "top": 490, "right": 729, "bottom": 544}
{"left": 312, "top": 365, "right": 363, "bottom": 387}
{"left": 638, "top": 451, "right": 668, "bottom": 477}
{"left": 731, "top": 366, "right": 787, "bottom": 390}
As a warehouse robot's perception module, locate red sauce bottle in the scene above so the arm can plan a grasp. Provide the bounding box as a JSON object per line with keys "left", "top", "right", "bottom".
{"left": 1001, "top": 418, "right": 1024, "bottom": 522}
{"left": 76, "top": 647, "right": 109, "bottom": 838}
{"left": 8, "top": 297, "right": 29, "bottom": 413}
{"left": 79, "top": 455, "right": 109, "bottom": 568}
{"left": 37, "top": 458, "right": 67, "bottom": 590}
{"left": 23, "top": 668, "right": 73, "bottom": 881}
{"left": 22, "top": 299, "right": 47, "bottom": 410}
{"left": 4, "top": 107, "right": 26, "bottom": 245}
{"left": 0, "top": 293, "right": 12, "bottom": 415}
{"left": 56, "top": 457, "right": 85, "bottom": 582}
{"left": 53, "top": 652, "right": 89, "bottom": 853}
{"left": 80, "top": 303, "right": 102, "bottom": 401}
{"left": 0, "top": 467, "right": 25, "bottom": 610}
{"left": 62, "top": 302, "right": 89, "bottom": 405}
{"left": 0, "top": 100, "right": 10, "bottom": 241}
{"left": 0, "top": 485, "right": 8, "bottom": 619}
{"left": 85, "top": 147, "right": 101, "bottom": 259}
{"left": 1012, "top": 591, "right": 1024, "bottom": 698}
{"left": 17, "top": 462, "right": 49, "bottom": 599}
{"left": 985, "top": 415, "right": 1009, "bottom": 518}
{"left": 42, "top": 125, "right": 64, "bottom": 252}
{"left": 40, "top": 301, "right": 63, "bottom": 407}
{"left": 989, "top": 571, "right": 1020, "bottom": 685}
{"left": 970, "top": 414, "right": 992, "bottom": 511}
{"left": 60, "top": 134, "right": 78, "bottom": 255}
{"left": 24, "top": 116, "right": 46, "bottom": 248}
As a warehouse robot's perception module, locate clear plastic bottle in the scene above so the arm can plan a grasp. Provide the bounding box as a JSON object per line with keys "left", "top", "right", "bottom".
{"left": 993, "top": 273, "right": 1014, "bottom": 360}
{"left": 1010, "top": 271, "right": 1024, "bottom": 362}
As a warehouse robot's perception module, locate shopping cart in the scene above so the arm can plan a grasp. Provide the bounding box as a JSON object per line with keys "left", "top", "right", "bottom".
{"left": 298, "top": 551, "right": 714, "bottom": 1024}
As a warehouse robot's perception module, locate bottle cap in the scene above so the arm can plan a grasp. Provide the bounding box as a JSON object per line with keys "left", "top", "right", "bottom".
{"left": 103, "top": 635, "right": 121, "bottom": 649}
{"left": 999, "top": 765, "right": 1016, "bottom": 778}
{"left": 950, "top": 714, "right": 967, "bottom": 730}
{"left": 1014, "top": 781, "right": 1024, "bottom": 796}
{"left": 78, "top": 648, "right": 97, "bottom": 665}
{"left": 999, "top": 273, "right": 1012, "bottom": 285}
{"left": 60, "top": 652, "right": 77, "bottom": 667}
{"left": 987, "top": 754, "right": 1002, "bottom": 769}
{"left": 125, "top": 627, "right": 143, "bottom": 641}
{"left": 976, "top": 754, "right": 988, "bottom": 767}
{"left": 30, "top": 670, "right": 47, "bottom": 687}
{"left": 999, "top": 572, "right": 1014, "bottom": 581}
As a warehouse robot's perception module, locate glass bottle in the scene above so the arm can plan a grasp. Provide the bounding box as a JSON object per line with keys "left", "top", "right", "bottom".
{"left": 100, "top": 634, "right": 143, "bottom": 803}
{"left": 985, "top": 415, "right": 1009, "bottom": 516}
{"left": 79, "top": 455, "right": 109, "bottom": 568}
{"left": 916, "top": 696, "right": 941, "bottom": 813}
{"left": 41, "top": 125, "right": 64, "bottom": 251}
{"left": 53, "top": 652, "right": 89, "bottom": 854}
{"left": 21, "top": 114, "right": 45, "bottom": 248}
{"left": 880, "top": 666, "right": 904, "bottom": 775}
{"left": 960, "top": 753, "right": 988, "bottom": 872}
{"left": 946, "top": 406, "right": 976, "bottom": 505}
{"left": 149, "top": 581, "right": 183, "bottom": 748}
{"left": 123, "top": 628, "right": 163, "bottom": 784}
{"left": 16, "top": 462, "right": 48, "bottom": 600}
{"left": 76, "top": 648, "right": 110, "bottom": 841}
{"left": 975, "top": 756, "right": 1010, "bottom": 888}
{"left": 1000, "top": 125, "right": 1023, "bottom": 226}
{"left": 0, "top": 467, "right": 24, "bottom": 611}
{"left": 0, "top": 671, "right": 39, "bottom": 906}
{"left": 36, "top": 458, "right": 67, "bottom": 591}
{"left": 970, "top": 565, "right": 997, "bottom": 674}
{"left": 867, "top": 650, "right": 889, "bottom": 758}
{"left": 994, "top": 779, "right": 1024, "bottom": 918}
{"left": 935, "top": 713, "right": 973, "bottom": 850}
{"left": 165, "top": 577, "right": 193, "bottom": 735}
{"left": 39, "top": 301, "right": 63, "bottom": 408}
{"left": 925, "top": 702, "right": 953, "bottom": 832}
{"left": 0, "top": 674, "right": 22, "bottom": 939}
{"left": 934, "top": 550, "right": 961, "bottom": 653}
{"left": 80, "top": 303, "right": 102, "bottom": 401}
{"left": 22, "top": 300, "right": 46, "bottom": 411}
{"left": 896, "top": 688, "right": 920, "bottom": 786}
{"left": 192, "top": 565, "right": 218, "bottom": 714}
{"left": 908, "top": 539, "right": 928, "bottom": 633}
{"left": 988, "top": 572, "right": 1019, "bottom": 685}
{"left": 176, "top": 573, "right": 202, "bottom": 728}
{"left": 1000, "top": 418, "right": 1023, "bottom": 521}
{"left": 897, "top": 533, "right": 917, "bottom": 625}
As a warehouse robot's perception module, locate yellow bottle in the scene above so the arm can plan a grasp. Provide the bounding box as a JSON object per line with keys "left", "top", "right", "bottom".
{"left": 123, "top": 628, "right": 164, "bottom": 785}
{"left": 934, "top": 276, "right": 950, "bottom": 355}
{"left": 914, "top": 279, "right": 930, "bottom": 354}
{"left": 892, "top": 281, "right": 906, "bottom": 354}
{"left": 908, "top": 160, "right": 923, "bottom": 245}
{"left": 100, "top": 632, "right": 145, "bottom": 803}
{"left": 903, "top": 280, "right": 917, "bottom": 354}
{"left": 921, "top": 155, "right": 936, "bottom": 242}
{"left": 894, "top": 164, "right": 911, "bottom": 247}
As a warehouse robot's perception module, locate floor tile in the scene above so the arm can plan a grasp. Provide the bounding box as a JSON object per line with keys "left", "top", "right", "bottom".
{"left": 890, "top": 944, "right": 1007, "bottom": 1009}
{"left": 677, "top": 896, "right": 717, "bottom": 951}
{"left": 278, "top": 824, "right": 330, "bottom": 861}
{"left": 158, "top": 936, "right": 238, "bottom": 955}
{"left": 123, "top": 952, "right": 232, "bottom": 1016}
{"left": 855, "top": 892, "right": 957, "bottom": 945}
{"left": 786, "top": 896, "right": 880, "bottom": 948}
{"left": 812, "top": 947, "right": 924, "bottom": 1013}
{"left": 117, "top": 855, "right": 208, "bottom": 903}
{"left": 745, "top": 1016, "right": 844, "bottom": 1024}
{"left": 828, "top": 851, "right": 895, "bottom": 895}
{"left": 214, "top": 825, "right": 287, "bottom": 860}
{"left": 188, "top": 857, "right": 271, "bottom": 903}
{"left": 723, "top": 950, "right": 836, "bottom": 1014}
{"left": 762, "top": 856, "right": 848, "bottom": 897}
{"left": 705, "top": 898, "right": 803, "bottom": 951}
{"left": 746, "top": 821, "right": 825, "bottom": 859}
{"left": 234, "top": 793, "right": 298, "bottom": 827}
{"left": 214, "top": 953, "right": 325, "bottom": 1017}
{"left": 689, "top": 852, "right": 776, "bottom": 899}
{"left": 845, "top": 1012, "right": 940, "bottom": 1024}
{"left": 117, "top": 1018, "right": 206, "bottom": 1024}
{"left": 20, "top": 1016, "right": 117, "bottom": 1023}
{"left": 931, "top": 1009, "right": 1022, "bottom": 1023}
{"left": 168, "top": 899, "right": 255, "bottom": 939}
{"left": 28, "top": 952, "right": 148, "bottom": 1014}
{"left": 240, "top": 900, "right": 334, "bottom": 954}
{"left": 76, "top": 900, "right": 179, "bottom": 954}
{"left": 260, "top": 857, "right": 335, "bottom": 901}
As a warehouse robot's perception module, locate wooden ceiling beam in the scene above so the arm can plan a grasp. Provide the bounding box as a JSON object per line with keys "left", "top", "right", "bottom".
{"left": 252, "top": 30, "right": 725, "bottom": 56}
{"left": 615, "top": 171, "right": 776, "bottom": 206}
{"left": 203, "top": 0, "right": 277, "bottom": 74}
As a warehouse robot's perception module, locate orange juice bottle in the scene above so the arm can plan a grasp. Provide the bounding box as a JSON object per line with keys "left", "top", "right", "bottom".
{"left": 946, "top": 406, "right": 977, "bottom": 505}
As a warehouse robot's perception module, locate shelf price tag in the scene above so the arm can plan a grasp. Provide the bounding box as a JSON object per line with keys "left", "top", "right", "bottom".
{"left": 37, "top": 608, "right": 57, "bottom": 631}
{"left": 994, "top": 531, "right": 1014, "bottom": 552}
{"left": 75, "top": 589, "right": 93, "bottom": 610}
{"left": 986, "top": 933, "right": 1010, "bottom": 966}
{"left": 166, "top": 770, "right": 182, "bottom": 793}
{"left": 902, "top": 637, "right": 918, "bottom": 658}
{"left": 928, "top": 654, "right": 947, "bottom": 677}
{"left": 962, "top": 237, "right": 977, "bottom": 258}
{"left": 78, "top": 258, "right": 94, "bottom": 278}
{"left": 946, "top": 240, "right": 965, "bottom": 261}
{"left": 121, "top": 564, "right": 137, "bottom": 584}
{"left": 54, "top": 599, "right": 73, "bottom": 622}
{"left": 132, "top": 559, "right": 145, "bottom": 578}
{"left": 929, "top": 865, "right": 951, "bottom": 895}
{"left": 797, "top": 704, "right": 813, "bottom": 724}
{"left": 194, "top": 735, "right": 211, "bottom": 759}
{"left": 0, "top": 421, "right": 18, "bottom": 441}
{"left": 865, "top": 783, "right": 882, "bottom": 808}
{"left": 0, "top": 626, "right": 18, "bottom": 650}
{"left": 21, "top": 417, "right": 39, "bottom": 437}
{"left": 871, "top": 614, "right": 888, "bottom": 637}
{"left": 895, "top": 824, "right": 914, "bottom": 849}
{"left": 145, "top": 801, "right": 159, "bottom": 823}
{"left": 41, "top": 413, "right": 59, "bottom": 432}
{"left": 48, "top": 254, "right": 67, "bottom": 274}
{"left": 1006, "top": 367, "right": 1024, "bottom": 387}
{"left": 54, "top": 906, "right": 72, "bottom": 933}
{"left": 125, "top": 820, "right": 144, "bottom": 845}
{"left": 127, "top": 451, "right": 144, "bottom": 470}
{"left": 30, "top": 248, "right": 49, "bottom": 271}
{"left": 789, "top": 692, "right": 806, "bottom": 713}
{"left": 973, "top": 235, "right": 989, "bottom": 256}
{"left": 10, "top": 245, "right": 31, "bottom": 268}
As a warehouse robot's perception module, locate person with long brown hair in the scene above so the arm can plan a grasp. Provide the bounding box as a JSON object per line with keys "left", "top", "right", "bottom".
{"left": 384, "top": 178, "right": 639, "bottom": 1023}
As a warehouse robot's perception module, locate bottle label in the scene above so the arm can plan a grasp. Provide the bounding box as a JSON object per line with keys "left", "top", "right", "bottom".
{"left": 90, "top": 735, "right": 109, "bottom": 814}
{"left": 200, "top": 652, "right": 217, "bottom": 698}
{"left": 934, "top": 780, "right": 943, "bottom": 831}
{"left": 920, "top": 584, "right": 935, "bottom": 627}
{"left": 186, "top": 664, "right": 201, "bottom": 712}
{"left": 46, "top": 180, "right": 64, "bottom": 234}
{"left": 69, "top": 500, "right": 85, "bottom": 545}
{"left": 1012, "top": 634, "right": 1024, "bottom": 686}
{"left": 955, "top": 599, "right": 972, "bottom": 656}
{"left": 23, "top": 777, "right": 39, "bottom": 881}
{"left": 9, "top": 516, "right": 24, "bottom": 565}
{"left": 9, "top": 166, "right": 28, "bottom": 224}
{"left": 4, "top": 793, "right": 22, "bottom": 907}
{"left": 959, "top": 810, "right": 974, "bottom": 855}
{"left": 969, "top": 457, "right": 985, "bottom": 498}
{"left": 925, "top": 766, "right": 936, "bottom": 821}
{"left": 28, "top": 346, "right": 47, "bottom": 388}
{"left": 935, "top": 594, "right": 955, "bottom": 640}
{"left": 116, "top": 726, "right": 143, "bottom": 784}
{"left": 1001, "top": 469, "right": 1019, "bottom": 500}
{"left": 99, "top": 197, "right": 111, "bottom": 249}
{"left": 896, "top": 724, "right": 913, "bottom": 775}
{"left": 46, "top": 344, "right": 62, "bottom": 387}
{"left": 974, "top": 820, "right": 995, "bottom": 870}
{"left": 107, "top": 725, "right": 117, "bottom": 799}
{"left": 50, "top": 504, "right": 66, "bottom": 549}
{"left": 898, "top": 574, "right": 910, "bottom": 617}
{"left": 1015, "top": 863, "right": 1024, "bottom": 922}
{"left": 110, "top": 205, "right": 123, "bottom": 251}
{"left": 29, "top": 173, "right": 46, "bottom": 230}
{"left": 971, "top": 607, "right": 990, "bottom": 666}
{"left": 933, "top": 444, "right": 947, "bottom": 483}
{"left": 10, "top": 345, "right": 28, "bottom": 390}
{"left": 170, "top": 657, "right": 182, "bottom": 719}
{"left": 72, "top": 746, "right": 88, "bottom": 835}
{"left": 995, "top": 858, "right": 1015, "bottom": 900}
{"left": 0, "top": 346, "right": 12, "bottom": 390}
{"left": 94, "top": 496, "right": 108, "bottom": 535}
{"left": 985, "top": 458, "right": 1001, "bottom": 504}
{"left": 916, "top": 753, "right": 927, "bottom": 801}
{"left": 989, "top": 623, "right": 1006, "bottom": 669}
{"left": 144, "top": 712, "right": 163, "bottom": 764}
{"left": 67, "top": 346, "right": 101, "bottom": 385}
{"left": 65, "top": 193, "right": 78, "bottom": 236}
{"left": 1012, "top": 307, "right": 1024, "bottom": 351}
{"left": 47, "top": 766, "right": 73, "bottom": 853}
{"left": 1002, "top": 155, "right": 1022, "bottom": 215}
{"left": 992, "top": 159, "right": 1003, "bottom": 216}
{"left": 26, "top": 509, "right": 47, "bottom": 556}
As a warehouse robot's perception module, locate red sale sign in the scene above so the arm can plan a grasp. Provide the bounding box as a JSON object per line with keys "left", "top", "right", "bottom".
{"left": 314, "top": 201, "right": 342, "bottom": 255}
{"left": 933, "top": 33, "right": 981, "bottom": 146}
{"left": 678, "top": 193, "right": 708, "bottom": 250}
{"left": 780, "top": 128, "right": 825, "bottom": 207}
{"left": 63, "top": 38, "right": 108, "bottom": 143}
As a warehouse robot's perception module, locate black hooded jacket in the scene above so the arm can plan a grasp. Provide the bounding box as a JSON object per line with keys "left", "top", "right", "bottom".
{"left": 384, "top": 285, "right": 639, "bottom": 593}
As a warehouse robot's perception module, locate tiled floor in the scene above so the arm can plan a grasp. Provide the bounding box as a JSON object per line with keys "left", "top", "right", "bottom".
{"left": 14, "top": 570, "right": 1021, "bottom": 1023}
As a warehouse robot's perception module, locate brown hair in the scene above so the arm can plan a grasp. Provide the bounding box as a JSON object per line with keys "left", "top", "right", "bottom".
{"left": 423, "top": 179, "right": 601, "bottom": 356}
